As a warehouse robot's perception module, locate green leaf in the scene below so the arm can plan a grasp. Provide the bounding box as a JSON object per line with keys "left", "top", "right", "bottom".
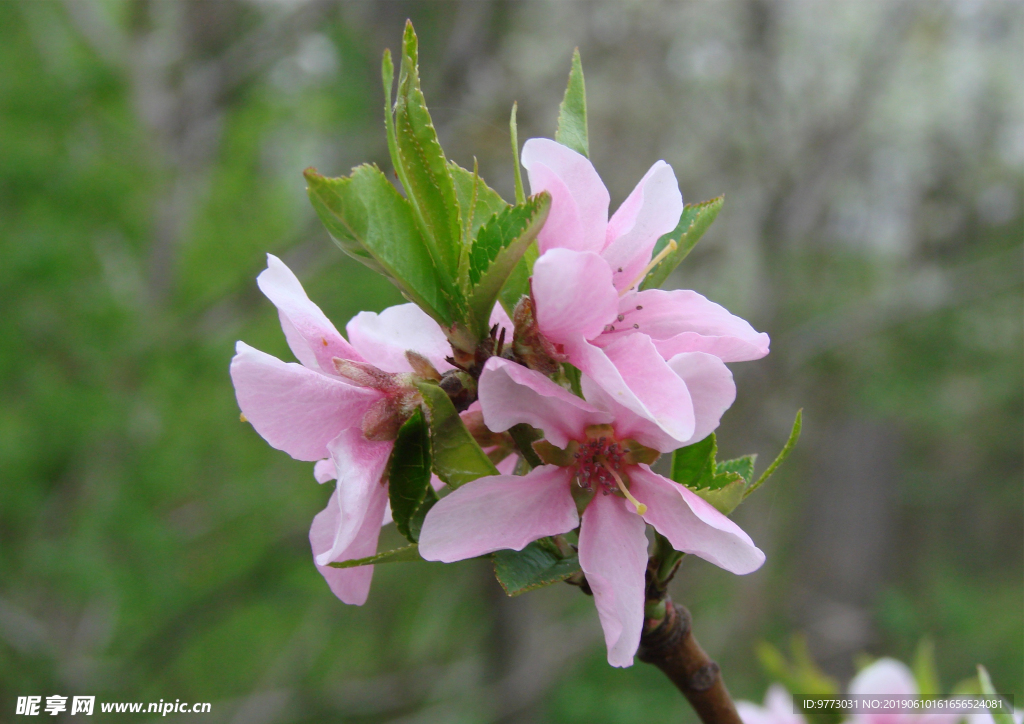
{"left": 670, "top": 434, "right": 717, "bottom": 490}
{"left": 744, "top": 409, "right": 802, "bottom": 499}
{"left": 392, "top": 22, "right": 461, "bottom": 286}
{"left": 450, "top": 160, "right": 508, "bottom": 251}
{"left": 327, "top": 544, "right": 422, "bottom": 569}
{"left": 641, "top": 195, "right": 724, "bottom": 291}
{"left": 555, "top": 48, "right": 588, "bottom": 157}
{"left": 695, "top": 475, "right": 747, "bottom": 515}
{"left": 415, "top": 381, "right": 499, "bottom": 488}
{"left": 717, "top": 454, "right": 757, "bottom": 484}
{"left": 497, "top": 242, "right": 538, "bottom": 317}
{"left": 977, "top": 666, "right": 1013, "bottom": 724}
{"left": 466, "top": 192, "right": 551, "bottom": 335}
{"left": 388, "top": 409, "right": 436, "bottom": 543}
{"left": 305, "top": 165, "right": 453, "bottom": 326}
{"left": 493, "top": 540, "right": 581, "bottom": 596}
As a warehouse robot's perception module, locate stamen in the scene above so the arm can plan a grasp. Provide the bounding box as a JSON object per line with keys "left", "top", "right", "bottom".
{"left": 239, "top": 413, "right": 248, "bottom": 423}
{"left": 603, "top": 463, "right": 647, "bottom": 515}
{"left": 620, "top": 239, "right": 678, "bottom": 296}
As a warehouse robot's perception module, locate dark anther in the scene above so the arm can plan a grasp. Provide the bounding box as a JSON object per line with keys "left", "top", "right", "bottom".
{"left": 633, "top": 323, "right": 639, "bottom": 329}
{"left": 636, "top": 305, "right": 643, "bottom": 310}
{"left": 617, "top": 314, "right": 625, "bottom": 322}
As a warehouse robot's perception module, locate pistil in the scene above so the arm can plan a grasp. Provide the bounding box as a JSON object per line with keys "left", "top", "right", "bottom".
{"left": 603, "top": 462, "right": 647, "bottom": 515}
{"left": 620, "top": 239, "right": 678, "bottom": 296}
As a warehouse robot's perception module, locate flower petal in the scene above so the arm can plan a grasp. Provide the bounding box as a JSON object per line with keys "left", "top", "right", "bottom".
{"left": 346, "top": 303, "right": 455, "bottom": 375}
{"left": 631, "top": 466, "right": 765, "bottom": 574}
{"left": 257, "top": 254, "right": 363, "bottom": 372}
{"left": 665, "top": 352, "right": 736, "bottom": 447}
{"left": 575, "top": 333, "right": 697, "bottom": 444}
{"left": 602, "top": 161, "right": 683, "bottom": 292}
{"left": 532, "top": 249, "right": 619, "bottom": 343}
{"left": 490, "top": 302, "right": 514, "bottom": 340}
{"left": 418, "top": 465, "right": 579, "bottom": 562}
{"left": 230, "top": 342, "right": 377, "bottom": 461}
{"left": 315, "top": 429, "right": 393, "bottom": 565}
{"left": 848, "top": 658, "right": 918, "bottom": 698}
{"left": 578, "top": 491, "right": 649, "bottom": 668}
{"left": 612, "top": 289, "right": 769, "bottom": 363}
{"left": 478, "top": 357, "right": 611, "bottom": 448}
{"left": 522, "top": 138, "right": 609, "bottom": 255}
{"left": 313, "top": 458, "right": 336, "bottom": 483}
{"left": 579, "top": 374, "right": 684, "bottom": 453}
{"left": 310, "top": 484, "right": 388, "bottom": 606}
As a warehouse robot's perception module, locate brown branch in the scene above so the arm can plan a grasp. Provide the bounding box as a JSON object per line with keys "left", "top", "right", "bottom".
{"left": 638, "top": 601, "right": 743, "bottom": 724}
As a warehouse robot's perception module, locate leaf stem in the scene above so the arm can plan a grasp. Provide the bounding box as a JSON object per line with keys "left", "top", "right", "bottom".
{"left": 508, "top": 423, "right": 543, "bottom": 468}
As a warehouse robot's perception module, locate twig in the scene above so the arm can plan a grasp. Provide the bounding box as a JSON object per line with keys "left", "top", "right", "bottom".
{"left": 638, "top": 602, "right": 743, "bottom": 724}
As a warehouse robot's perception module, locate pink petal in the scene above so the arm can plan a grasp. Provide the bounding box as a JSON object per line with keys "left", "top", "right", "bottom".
{"left": 848, "top": 658, "right": 918, "bottom": 698}
{"left": 315, "top": 429, "right": 393, "bottom": 565}
{"left": 313, "top": 458, "right": 336, "bottom": 483}
{"left": 532, "top": 249, "right": 619, "bottom": 343}
{"left": 257, "top": 254, "right": 363, "bottom": 372}
{"left": 230, "top": 342, "right": 377, "bottom": 461}
{"left": 478, "top": 357, "right": 611, "bottom": 448}
{"left": 737, "top": 685, "right": 806, "bottom": 724}
{"left": 310, "top": 484, "right": 388, "bottom": 606}
{"left": 575, "top": 334, "right": 697, "bottom": 444}
{"left": 665, "top": 352, "right": 736, "bottom": 447}
{"left": 578, "top": 491, "right": 649, "bottom": 668}
{"left": 631, "top": 466, "right": 765, "bottom": 574}
{"left": 522, "top": 138, "right": 609, "bottom": 255}
{"left": 613, "top": 289, "right": 769, "bottom": 363}
{"left": 579, "top": 374, "right": 685, "bottom": 454}
{"left": 346, "top": 303, "right": 455, "bottom": 375}
{"left": 418, "top": 465, "right": 579, "bottom": 562}
{"left": 602, "top": 161, "right": 683, "bottom": 293}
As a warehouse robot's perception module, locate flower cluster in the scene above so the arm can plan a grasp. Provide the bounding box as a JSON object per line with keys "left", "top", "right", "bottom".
{"left": 230, "top": 26, "right": 777, "bottom": 668}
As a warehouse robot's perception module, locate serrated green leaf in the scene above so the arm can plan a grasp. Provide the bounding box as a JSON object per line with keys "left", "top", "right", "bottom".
{"left": 415, "top": 381, "right": 499, "bottom": 488}
{"left": 555, "top": 48, "right": 588, "bottom": 157}
{"left": 717, "top": 454, "right": 757, "bottom": 485}
{"left": 497, "top": 242, "right": 538, "bottom": 317}
{"left": 641, "top": 196, "right": 724, "bottom": 290}
{"left": 466, "top": 193, "right": 551, "bottom": 335}
{"left": 670, "top": 434, "right": 717, "bottom": 489}
{"left": 388, "top": 409, "right": 436, "bottom": 543}
{"left": 977, "top": 666, "right": 1014, "bottom": 724}
{"left": 450, "top": 161, "right": 508, "bottom": 251}
{"left": 744, "top": 409, "right": 802, "bottom": 499}
{"left": 694, "top": 474, "right": 746, "bottom": 515}
{"left": 305, "top": 166, "right": 453, "bottom": 326}
{"left": 392, "top": 22, "right": 461, "bottom": 287}
{"left": 327, "top": 543, "right": 422, "bottom": 569}
{"left": 493, "top": 541, "right": 581, "bottom": 596}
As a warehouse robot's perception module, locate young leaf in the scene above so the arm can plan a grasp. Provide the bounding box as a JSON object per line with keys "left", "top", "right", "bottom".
{"left": 393, "top": 22, "right": 462, "bottom": 286}
{"left": 414, "top": 381, "right": 499, "bottom": 488}
{"left": 695, "top": 476, "right": 746, "bottom": 515}
{"left": 744, "top": 409, "right": 802, "bottom": 499}
{"left": 327, "top": 544, "right": 422, "bottom": 569}
{"left": 671, "top": 435, "right": 753, "bottom": 514}
{"left": 449, "top": 160, "right": 508, "bottom": 251}
{"left": 305, "top": 165, "right": 453, "bottom": 326}
{"left": 388, "top": 409, "right": 437, "bottom": 543}
{"left": 493, "top": 540, "right": 581, "bottom": 596}
{"left": 977, "top": 666, "right": 1014, "bottom": 724}
{"left": 555, "top": 48, "right": 588, "bottom": 157}
{"left": 497, "top": 242, "right": 539, "bottom": 317}
{"left": 641, "top": 195, "right": 724, "bottom": 290}
{"left": 510, "top": 102, "right": 526, "bottom": 204}
{"left": 466, "top": 192, "right": 551, "bottom": 335}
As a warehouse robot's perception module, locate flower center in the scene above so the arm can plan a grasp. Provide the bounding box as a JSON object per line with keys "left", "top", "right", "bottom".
{"left": 572, "top": 429, "right": 647, "bottom": 514}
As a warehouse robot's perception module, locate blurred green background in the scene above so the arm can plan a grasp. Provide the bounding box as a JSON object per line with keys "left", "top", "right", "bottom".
{"left": 1, "top": 1, "right": 1021, "bottom": 721}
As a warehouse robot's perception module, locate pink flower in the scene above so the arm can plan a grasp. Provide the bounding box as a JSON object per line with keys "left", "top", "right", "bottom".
{"left": 846, "top": 658, "right": 965, "bottom": 724}
{"left": 521, "top": 138, "right": 770, "bottom": 442}
{"left": 418, "top": 357, "right": 764, "bottom": 667}
{"left": 738, "top": 685, "right": 807, "bottom": 724}
{"left": 230, "top": 255, "right": 453, "bottom": 605}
